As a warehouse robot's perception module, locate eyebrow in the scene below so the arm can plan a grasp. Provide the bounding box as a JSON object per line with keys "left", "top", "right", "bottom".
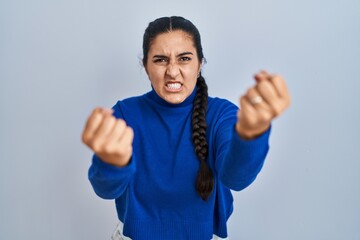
{"left": 152, "top": 52, "right": 194, "bottom": 58}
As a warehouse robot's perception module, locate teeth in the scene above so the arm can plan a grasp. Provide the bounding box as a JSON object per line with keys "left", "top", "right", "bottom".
{"left": 167, "top": 83, "right": 181, "bottom": 90}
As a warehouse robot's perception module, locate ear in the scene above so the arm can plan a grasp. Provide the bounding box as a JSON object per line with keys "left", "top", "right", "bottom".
{"left": 198, "top": 60, "right": 203, "bottom": 75}
{"left": 143, "top": 61, "right": 149, "bottom": 75}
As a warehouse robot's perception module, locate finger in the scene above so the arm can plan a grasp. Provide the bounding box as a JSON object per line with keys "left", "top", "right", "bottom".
{"left": 82, "top": 108, "right": 105, "bottom": 143}
{"left": 93, "top": 114, "right": 117, "bottom": 143}
{"left": 257, "top": 72, "right": 290, "bottom": 99}
{"left": 83, "top": 108, "right": 113, "bottom": 134}
{"left": 117, "top": 126, "right": 134, "bottom": 147}
{"left": 112, "top": 127, "right": 134, "bottom": 158}
{"left": 256, "top": 81, "right": 281, "bottom": 113}
{"left": 247, "top": 87, "right": 275, "bottom": 122}
{"left": 246, "top": 87, "right": 272, "bottom": 111}
{"left": 267, "top": 74, "right": 291, "bottom": 115}
{"left": 256, "top": 71, "right": 291, "bottom": 106}
{"left": 106, "top": 119, "right": 127, "bottom": 145}
{"left": 254, "top": 70, "right": 270, "bottom": 83}
{"left": 269, "top": 74, "right": 290, "bottom": 100}
{"left": 100, "top": 119, "right": 127, "bottom": 153}
{"left": 238, "top": 95, "right": 258, "bottom": 126}
{"left": 102, "top": 108, "right": 114, "bottom": 115}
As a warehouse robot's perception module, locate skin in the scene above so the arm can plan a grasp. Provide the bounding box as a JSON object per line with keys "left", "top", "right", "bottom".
{"left": 82, "top": 108, "right": 134, "bottom": 167}
{"left": 144, "top": 30, "right": 202, "bottom": 104}
{"left": 236, "top": 70, "right": 291, "bottom": 139}
{"left": 81, "top": 30, "right": 291, "bottom": 167}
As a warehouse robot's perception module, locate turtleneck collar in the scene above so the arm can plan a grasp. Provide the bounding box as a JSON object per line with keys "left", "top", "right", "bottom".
{"left": 146, "top": 86, "right": 197, "bottom": 108}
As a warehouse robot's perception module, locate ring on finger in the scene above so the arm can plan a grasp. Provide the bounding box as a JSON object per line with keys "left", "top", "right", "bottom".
{"left": 249, "top": 95, "right": 263, "bottom": 105}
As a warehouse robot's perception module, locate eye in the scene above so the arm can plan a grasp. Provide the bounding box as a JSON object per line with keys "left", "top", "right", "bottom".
{"left": 179, "top": 56, "right": 191, "bottom": 62}
{"left": 153, "top": 57, "right": 168, "bottom": 63}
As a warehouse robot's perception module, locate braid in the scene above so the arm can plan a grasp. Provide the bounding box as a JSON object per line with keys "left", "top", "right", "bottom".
{"left": 142, "top": 16, "right": 212, "bottom": 199}
{"left": 192, "top": 73, "right": 214, "bottom": 200}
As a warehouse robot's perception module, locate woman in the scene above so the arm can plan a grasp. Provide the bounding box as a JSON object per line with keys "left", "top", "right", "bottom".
{"left": 82, "top": 16, "right": 290, "bottom": 240}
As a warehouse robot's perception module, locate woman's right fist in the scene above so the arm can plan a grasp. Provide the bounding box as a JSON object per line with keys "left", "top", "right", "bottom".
{"left": 82, "top": 108, "right": 134, "bottom": 167}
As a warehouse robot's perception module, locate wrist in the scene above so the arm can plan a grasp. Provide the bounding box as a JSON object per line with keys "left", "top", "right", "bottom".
{"left": 236, "top": 122, "right": 270, "bottom": 140}
{"left": 97, "top": 153, "right": 132, "bottom": 168}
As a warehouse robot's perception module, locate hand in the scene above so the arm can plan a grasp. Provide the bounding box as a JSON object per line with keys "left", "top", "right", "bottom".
{"left": 236, "top": 70, "right": 291, "bottom": 139}
{"left": 81, "top": 108, "right": 134, "bottom": 167}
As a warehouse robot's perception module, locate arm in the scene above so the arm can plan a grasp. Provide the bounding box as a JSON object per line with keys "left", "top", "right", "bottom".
{"left": 88, "top": 154, "right": 136, "bottom": 199}
{"left": 218, "top": 70, "right": 290, "bottom": 190}
{"left": 82, "top": 105, "right": 135, "bottom": 199}
{"left": 219, "top": 126, "right": 270, "bottom": 191}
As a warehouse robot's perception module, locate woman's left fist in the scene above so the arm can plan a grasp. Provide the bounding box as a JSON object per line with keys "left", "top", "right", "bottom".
{"left": 236, "top": 70, "right": 291, "bottom": 139}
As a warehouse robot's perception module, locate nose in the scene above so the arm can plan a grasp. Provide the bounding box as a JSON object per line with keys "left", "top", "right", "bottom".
{"left": 166, "top": 63, "right": 180, "bottom": 78}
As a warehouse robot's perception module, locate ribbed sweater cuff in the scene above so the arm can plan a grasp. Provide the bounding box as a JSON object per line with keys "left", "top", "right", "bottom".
{"left": 220, "top": 126, "right": 271, "bottom": 191}
{"left": 88, "top": 154, "right": 136, "bottom": 199}
{"left": 91, "top": 154, "right": 136, "bottom": 179}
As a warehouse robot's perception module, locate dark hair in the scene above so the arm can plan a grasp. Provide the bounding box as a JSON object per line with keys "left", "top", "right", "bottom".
{"left": 142, "top": 16, "right": 214, "bottom": 200}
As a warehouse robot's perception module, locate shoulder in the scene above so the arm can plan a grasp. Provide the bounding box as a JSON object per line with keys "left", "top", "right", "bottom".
{"left": 113, "top": 93, "right": 148, "bottom": 109}
{"left": 112, "top": 93, "right": 149, "bottom": 119}
{"left": 208, "top": 96, "right": 238, "bottom": 113}
{"left": 117, "top": 93, "right": 146, "bottom": 105}
{"left": 206, "top": 96, "right": 238, "bottom": 127}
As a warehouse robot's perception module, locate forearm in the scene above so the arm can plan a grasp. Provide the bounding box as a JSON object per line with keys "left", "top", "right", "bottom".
{"left": 88, "top": 154, "right": 136, "bottom": 199}
{"left": 220, "top": 126, "right": 270, "bottom": 191}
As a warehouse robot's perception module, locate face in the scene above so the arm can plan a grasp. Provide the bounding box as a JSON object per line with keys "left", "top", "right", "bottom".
{"left": 145, "top": 30, "right": 202, "bottom": 104}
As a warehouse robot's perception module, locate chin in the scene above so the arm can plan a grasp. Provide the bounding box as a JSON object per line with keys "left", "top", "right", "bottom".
{"left": 164, "top": 95, "right": 186, "bottom": 104}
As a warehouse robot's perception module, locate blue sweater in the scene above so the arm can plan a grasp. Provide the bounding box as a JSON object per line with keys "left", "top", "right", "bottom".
{"left": 88, "top": 88, "right": 270, "bottom": 239}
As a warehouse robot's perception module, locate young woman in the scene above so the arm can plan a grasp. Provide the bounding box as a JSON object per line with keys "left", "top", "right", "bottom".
{"left": 82, "top": 16, "right": 290, "bottom": 240}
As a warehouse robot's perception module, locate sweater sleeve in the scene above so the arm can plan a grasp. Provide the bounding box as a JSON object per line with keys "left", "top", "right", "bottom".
{"left": 219, "top": 127, "right": 270, "bottom": 191}
{"left": 212, "top": 99, "right": 270, "bottom": 191}
{"left": 88, "top": 155, "right": 136, "bottom": 199}
{"left": 87, "top": 102, "right": 136, "bottom": 199}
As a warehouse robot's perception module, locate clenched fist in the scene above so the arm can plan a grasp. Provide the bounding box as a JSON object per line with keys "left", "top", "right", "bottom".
{"left": 236, "top": 70, "right": 291, "bottom": 140}
{"left": 82, "top": 108, "right": 134, "bottom": 167}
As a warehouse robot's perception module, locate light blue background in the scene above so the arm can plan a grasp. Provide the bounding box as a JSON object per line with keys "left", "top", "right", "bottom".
{"left": 1, "top": 0, "right": 359, "bottom": 239}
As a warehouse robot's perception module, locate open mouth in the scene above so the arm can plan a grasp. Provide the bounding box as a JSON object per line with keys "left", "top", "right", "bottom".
{"left": 166, "top": 82, "right": 182, "bottom": 91}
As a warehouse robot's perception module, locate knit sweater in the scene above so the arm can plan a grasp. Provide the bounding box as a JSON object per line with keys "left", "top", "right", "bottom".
{"left": 88, "top": 87, "right": 270, "bottom": 240}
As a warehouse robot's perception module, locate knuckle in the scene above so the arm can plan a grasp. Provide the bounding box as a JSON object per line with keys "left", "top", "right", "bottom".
{"left": 103, "top": 144, "right": 113, "bottom": 153}
{"left": 103, "top": 114, "right": 112, "bottom": 123}
{"left": 81, "top": 132, "right": 88, "bottom": 143}
{"left": 246, "top": 88, "right": 254, "bottom": 96}
{"left": 272, "top": 105, "right": 281, "bottom": 116}
{"left": 260, "top": 111, "right": 272, "bottom": 122}
{"left": 91, "top": 108, "right": 98, "bottom": 116}
{"left": 273, "top": 74, "right": 283, "bottom": 80}
{"left": 273, "top": 110, "right": 280, "bottom": 117}
{"left": 108, "top": 116, "right": 116, "bottom": 126}
{"left": 126, "top": 127, "right": 134, "bottom": 137}
{"left": 91, "top": 144, "right": 100, "bottom": 153}
{"left": 258, "top": 80, "right": 266, "bottom": 87}
{"left": 91, "top": 140, "right": 103, "bottom": 153}
{"left": 258, "top": 81, "right": 270, "bottom": 91}
{"left": 245, "top": 114, "right": 257, "bottom": 126}
{"left": 127, "top": 146, "right": 133, "bottom": 155}
{"left": 117, "top": 147, "right": 127, "bottom": 156}
{"left": 87, "top": 139, "right": 95, "bottom": 148}
{"left": 92, "top": 107, "right": 102, "bottom": 116}
{"left": 240, "top": 95, "right": 247, "bottom": 103}
{"left": 117, "top": 141, "right": 133, "bottom": 155}
{"left": 116, "top": 119, "right": 126, "bottom": 129}
{"left": 82, "top": 135, "right": 91, "bottom": 145}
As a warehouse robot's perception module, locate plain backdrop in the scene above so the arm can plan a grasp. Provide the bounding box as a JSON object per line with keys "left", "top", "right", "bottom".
{"left": 1, "top": 0, "right": 359, "bottom": 239}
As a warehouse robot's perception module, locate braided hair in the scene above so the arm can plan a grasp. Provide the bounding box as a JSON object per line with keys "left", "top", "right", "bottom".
{"left": 192, "top": 73, "right": 214, "bottom": 200}
{"left": 142, "top": 16, "right": 214, "bottom": 200}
